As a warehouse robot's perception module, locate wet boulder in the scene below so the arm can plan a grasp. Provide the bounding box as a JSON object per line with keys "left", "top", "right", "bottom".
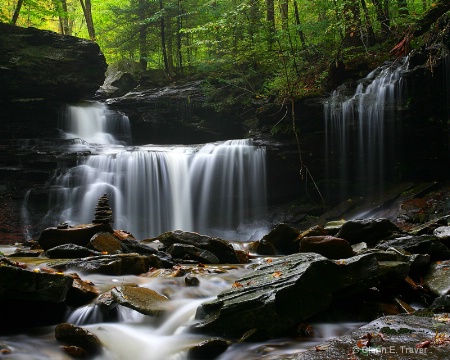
{"left": 167, "top": 243, "right": 220, "bottom": 264}
{"left": 249, "top": 223, "right": 302, "bottom": 255}
{"left": 299, "top": 235, "right": 354, "bottom": 259}
{"left": 376, "top": 235, "right": 450, "bottom": 261}
{"left": 46, "top": 244, "right": 101, "bottom": 259}
{"left": 65, "top": 273, "right": 100, "bottom": 307}
{"left": 157, "top": 230, "right": 240, "bottom": 264}
{"left": 89, "top": 232, "right": 122, "bottom": 254}
{"left": 187, "top": 338, "right": 231, "bottom": 360}
{"left": 38, "top": 223, "right": 114, "bottom": 251}
{"left": 55, "top": 323, "right": 102, "bottom": 356}
{"left": 49, "top": 253, "right": 150, "bottom": 275}
{"left": 109, "top": 285, "right": 169, "bottom": 316}
{"left": 423, "top": 260, "right": 450, "bottom": 297}
{"left": 120, "top": 238, "right": 157, "bottom": 256}
{"left": 295, "top": 313, "right": 450, "bottom": 360}
{"left": 192, "top": 252, "right": 379, "bottom": 338}
{"left": 336, "top": 218, "right": 403, "bottom": 246}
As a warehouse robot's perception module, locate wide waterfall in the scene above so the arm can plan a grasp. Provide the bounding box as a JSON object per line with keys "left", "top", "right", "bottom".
{"left": 324, "top": 58, "right": 409, "bottom": 201}
{"left": 33, "top": 103, "right": 267, "bottom": 240}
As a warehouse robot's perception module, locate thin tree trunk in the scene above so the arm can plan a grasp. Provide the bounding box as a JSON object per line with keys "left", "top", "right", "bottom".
{"left": 138, "top": 0, "right": 148, "bottom": 71}
{"left": 160, "top": 0, "right": 170, "bottom": 76}
{"left": 58, "top": 0, "right": 70, "bottom": 35}
{"left": 11, "top": 0, "right": 24, "bottom": 25}
{"left": 371, "top": 0, "right": 390, "bottom": 36}
{"left": 360, "top": 0, "right": 375, "bottom": 46}
{"left": 176, "top": 0, "right": 183, "bottom": 74}
{"left": 293, "top": 0, "right": 307, "bottom": 51}
{"left": 79, "top": 0, "right": 96, "bottom": 40}
{"left": 279, "top": 0, "right": 288, "bottom": 31}
{"left": 266, "top": 0, "right": 275, "bottom": 47}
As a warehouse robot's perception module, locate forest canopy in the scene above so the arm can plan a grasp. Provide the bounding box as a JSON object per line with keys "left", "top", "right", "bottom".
{"left": 0, "top": 1, "right": 443, "bottom": 102}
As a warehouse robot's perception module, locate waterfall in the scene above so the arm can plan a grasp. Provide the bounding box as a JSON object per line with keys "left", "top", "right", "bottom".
{"left": 41, "top": 140, "right": 266, "bottom": 240}
{"left": 19, "top": 101, "right": 266, "bottom": 240}
{"left": 59, "top": 102, "right": 131, "bottom": 145}
{"left": 324, "top": 57, "right": 409, "bottom": 201}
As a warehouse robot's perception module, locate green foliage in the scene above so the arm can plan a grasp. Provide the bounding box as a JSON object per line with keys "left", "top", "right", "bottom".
{"left": 2, "top": 0, "right": 437, "bottom": 104}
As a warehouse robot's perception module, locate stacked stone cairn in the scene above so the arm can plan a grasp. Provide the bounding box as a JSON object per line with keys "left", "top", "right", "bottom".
{"left": 92, "top": 194, "right": 114, "bottom": 224}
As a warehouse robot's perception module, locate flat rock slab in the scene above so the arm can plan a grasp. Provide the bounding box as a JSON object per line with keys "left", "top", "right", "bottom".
{"left": 110, "top": 285, "right": 169, "bottom": 316}
{"left": 424, "top": 260, "right": 450, "bottom": 297}
{"left": 192, "top": 253, "right": 379, "bottom": 338}
{"left": 295, "top": 313, "right": 450, "bottom": 360}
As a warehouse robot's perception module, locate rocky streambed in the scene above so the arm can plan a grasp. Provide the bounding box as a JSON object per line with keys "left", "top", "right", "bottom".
{"left": 2, "top": 183, "right": 450, "bottom": 359}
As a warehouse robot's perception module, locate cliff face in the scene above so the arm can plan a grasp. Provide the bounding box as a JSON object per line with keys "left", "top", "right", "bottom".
{"left": 0, "top": 23, "right": 107, "bottom": 103}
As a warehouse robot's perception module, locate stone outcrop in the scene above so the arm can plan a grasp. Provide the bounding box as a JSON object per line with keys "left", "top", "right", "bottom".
{"left": 0, "top": 23, "right": 107, "bottom": 102}
{"left": 192, "top": 252, "right": 379, "bottom": 338}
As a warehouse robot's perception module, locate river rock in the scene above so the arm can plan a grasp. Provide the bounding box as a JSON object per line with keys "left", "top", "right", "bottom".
{"left": 299, "top": 235, "right": 354, "bottom": 259}
{"left": 376, "top": 235, "right": 450, "bottom": 261}
{"left": 251, "top": 223, "right": 302, "bottom": 255}
{"left": 65, "top": 273, "right": 100, "bottom": 307}
{"left": 295, "top": 313, "right": 450, "bottom": 360}
{"left": 38, "top": 223, "right": 114, "bottom": 251}
{"left": 192, "top": 252, "right": 379, "bottom": 338}
{"left": 45, "top": 244, "right": 101, "bottom": 259}
{"left": 336, "top": 218, "right": 403, "bottom": 245}
{"left": 109, "top": 285, "right": 169, "bottom": 316}
{"left": 120, "top": 238, "right": 157, "bottom": 256}
{"left": 434, "top": 226, "right": 450, "bottom": 241}
{"left": 49, "top": 253, "right": 150, "bottom": 275}
{"left": 89, "top": 232, "right": 122, "bottom": 254}
{"left": 167, "top": 243, "right": 220, "bottom": 264}
{"left": 187, "top": 338, "right": 231, "bottom": 360}
{"left": 0, "top": 23, "right": 106, "bottom": 102}
{"left": 157, "top": 230, "right": 240, "bottom": 264}
{"left": 55, "top": 323, "right": 102, "bottom": 355}
{"left": 423, "top": 260, "right": 450, "bottom": 297}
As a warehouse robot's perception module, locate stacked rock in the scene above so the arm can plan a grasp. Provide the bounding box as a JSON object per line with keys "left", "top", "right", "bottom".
{"left": 92, "top": 194, "right": 114, "bottom": 224}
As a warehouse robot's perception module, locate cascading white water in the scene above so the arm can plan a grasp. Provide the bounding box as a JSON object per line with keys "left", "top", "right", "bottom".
{"left": 324, "top": 58, "right": 409, "bottom": 200}
{"left": 42, "top": 140, "right": 266, "bottom": 240}
{"left": 29, "top": 102, "right": 267, "bottom": 240}
{"left": 59, "top": 102, "right": 131, "bottom": 145}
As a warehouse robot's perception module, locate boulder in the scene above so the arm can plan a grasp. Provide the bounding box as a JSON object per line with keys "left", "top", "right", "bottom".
{"left": 167, "top": 243, "right": 220, "bottom": 264}
{"left": 295, "top": 313, "right": 450, "bottom": 360}
{"left": 38, "top": 223, "right": 114, "bottom": 251}
{"left": 46, "top": 244, "right": 100, "bottom": 259}
{"left": 376, "top": 235, "right": 450, "bottom": 261}
{"left": 120, "top": 238, "right": 157, "bottom": 256}
{"left": 423, "top": 260, "right": 450, "bottom": 297}
{"left": 158, "top": 230, "right": 240, "bottom": 264}
{"left": 55, "top": 323, "right": 102, "bottom": 355}
{"left": 299, "top": 236, "right": 354, "bottom": 259}
{"left": 187, "top": 338, "right": 231, "bottom": 360}
{"left": 65, "top": 273, "right": 100, "bottom": 307}
{"left": 336, "top": 218, "right": 403, "bottom": 245}
{"left": 252, "top": 223, "right": 302, "bottom": 255}
{"left": 109, "top": 285, "right": 168, "bottom": 316}
{"left": 0, "top": 23, "right": 107, "bottom": 102}
{"left": 49, "top": 253, "right": 150, "bottom": 275}
{"left": 192, "top": 253, "right": 379, "bottom": 338}
{"left": 89, "top": 232, "right": 122, "bottom": 254}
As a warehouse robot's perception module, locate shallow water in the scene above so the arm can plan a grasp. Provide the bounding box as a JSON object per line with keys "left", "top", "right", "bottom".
{"left": 0, "top": 246, "right": 364, "bottom": 360}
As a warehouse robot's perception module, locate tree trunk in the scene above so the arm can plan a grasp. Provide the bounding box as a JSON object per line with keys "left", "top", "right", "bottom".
{"left": 279, "top": 0, "right": 288, "bottom": 31}
{"left": 159, "top": 0, "right": 170, "bottom": 76}
{"left": 57, "top": 0, "right": 70, "bottom": 35}
{"left": 138, "top": 0, "right": 148, "bottom": 71}
{"left": 266, "top": 0, "right": 275, "bottom": 46}
{"left": 342, "top": 0, "right": 363, "bottom": 47}
{"left": 413, "top": 0, "right": 450, "bottom": 37}
{"left": 360, "top": 0, "right": 375, "bottom": 46}
{"left": 293, "top": 0, "right": 307, "bottom": 51}
{"left": 11, "top": 0, "right": 24, "bottom": 25}
{"left": 79, "top": 0, "right": 96, "bottom": 41}
{"left": 176, "top": 0, "right": 183, "bottom": 74}
{"left": 371, "top": 0, "right": 390, "bottom": 36}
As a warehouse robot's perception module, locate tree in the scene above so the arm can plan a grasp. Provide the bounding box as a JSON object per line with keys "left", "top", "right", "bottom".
{"left": 11, "top": 0, "right": 24, "bottom": 25}
{"left": 79, "top": 0, "right": 95, "bottom": 40}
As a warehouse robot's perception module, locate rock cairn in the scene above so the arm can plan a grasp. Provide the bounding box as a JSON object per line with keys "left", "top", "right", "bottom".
{"left": 92, "top": 194, "right": 113, "bottom": 224}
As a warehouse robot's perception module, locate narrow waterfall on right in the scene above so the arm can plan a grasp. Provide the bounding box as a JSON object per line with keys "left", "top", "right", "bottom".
{"left": 323, "top": 57, "right": 409, "bottom": 202}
